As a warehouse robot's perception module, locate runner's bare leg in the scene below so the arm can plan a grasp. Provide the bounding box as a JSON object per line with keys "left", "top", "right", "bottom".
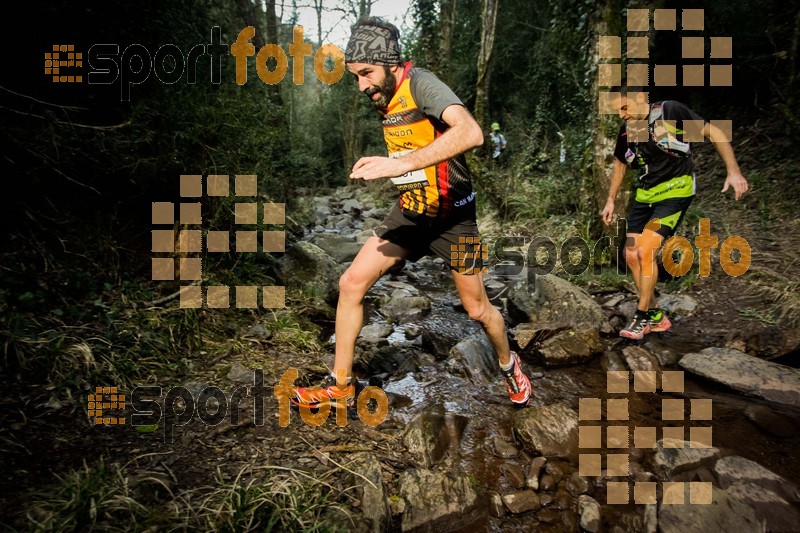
{"left": 333, "top": 236, "right": 408, "bottom": 377}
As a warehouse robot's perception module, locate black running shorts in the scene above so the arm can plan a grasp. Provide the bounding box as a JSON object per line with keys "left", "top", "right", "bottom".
{"left": 625, "top": 196, "right": 694, "bottom": 237}
{"left": 373, "top": 203, "right": 485, "bottom": 275}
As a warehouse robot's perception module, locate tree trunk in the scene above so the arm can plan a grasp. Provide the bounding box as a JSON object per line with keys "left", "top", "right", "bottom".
{"left": 591, "top": 1, "right": 628, "bottom": 259}
{"left": 475, "top": 0, "right": 499, "bottom": 129}
{"left": 234, "top": 0, "right": 266, "bottom": 49}
{"left": 439, "top": 0, "right": 457, "bottom": 84}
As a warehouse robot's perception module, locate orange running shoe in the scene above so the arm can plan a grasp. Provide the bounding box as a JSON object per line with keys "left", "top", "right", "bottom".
{"left": 291, "top": 375, "right": 356, "bottom": 411}
{"left": 502, "top": 351, "right": 532, "bottom": 408}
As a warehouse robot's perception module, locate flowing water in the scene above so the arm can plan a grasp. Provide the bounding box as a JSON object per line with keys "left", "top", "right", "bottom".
{"left": 354, "top": 255, "right": 800, "bottom": 531}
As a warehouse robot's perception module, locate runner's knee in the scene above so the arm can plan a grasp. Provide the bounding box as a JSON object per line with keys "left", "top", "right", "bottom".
{"left": 464, "top": 299, "right": 497, "bottom": 324}
{"left": 338, "top": 270, "right": 370, "bottom": 300}
{"left": 624, "top": 246, "right": 640, "bottom": 266}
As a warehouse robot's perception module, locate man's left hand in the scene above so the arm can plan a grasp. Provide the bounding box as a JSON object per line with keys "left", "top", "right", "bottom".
{"left": 350, "top": 156, "right": 409, "bottom": 180}
{"left": 722, "top": 172, "right": 749, "bottom": 201}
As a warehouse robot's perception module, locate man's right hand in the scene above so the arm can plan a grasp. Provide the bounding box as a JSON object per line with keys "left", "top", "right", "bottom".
{"left": 601, "top": 199, "right": 615, "bottom": 225}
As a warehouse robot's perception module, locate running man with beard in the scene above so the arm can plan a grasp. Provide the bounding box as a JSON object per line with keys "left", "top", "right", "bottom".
{"left": 292, "top": 17, "right": 533, "bottom": 411}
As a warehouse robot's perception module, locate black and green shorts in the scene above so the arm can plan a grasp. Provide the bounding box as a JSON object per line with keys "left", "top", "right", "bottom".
{"left": 373, "top": 203, "right": 484, "bottom": 275}
{"left": 626, "top": 175, "right": 695, "bottom": 237}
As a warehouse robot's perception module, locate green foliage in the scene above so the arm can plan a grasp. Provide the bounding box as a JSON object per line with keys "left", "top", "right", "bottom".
{"left": 25, "top": 460, "right": 351, "bottom": 532}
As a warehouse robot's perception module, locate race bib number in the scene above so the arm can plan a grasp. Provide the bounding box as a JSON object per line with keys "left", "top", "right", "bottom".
{"left": 389, "top": 151, "right": 428, "bottom": 191}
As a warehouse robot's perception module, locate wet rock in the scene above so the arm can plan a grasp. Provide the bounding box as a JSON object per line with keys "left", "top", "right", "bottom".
{"left": 500, "top": 464, "right": 526, "bottom": 490}
{"left": 349, "top": 452, "right": 389, "bottom": 533}
{"left": 643, "top": 504, "right": 657, "bottom": 533}
{"left": 489, "top": 492, "right": 506, "bottom": 517}
{"left": 405, "top": 325, "right": 423, "bottom": 339}
{"left": 359, "top": 323, "right": 394, "bottom": 345}
{"left": 381, "top": 291, "right": 431, "bottom": 321}
{"left": 725, "top": 482, "right": 800, "bottom": 532}
{"left": 421, "top": 325, "right": 460, "bottom": 358}
{"left": 658, "top": 485, "right": 761, "bottom": 533}
{"left": 278, "top": 242, "right": 342, "bottom": 304}
{"left": 539, "top": 493, "right": 554, "bottom": 507}
{"left": 313, "top": 198, "right": 332, "bottom": 221}
{"left": 601, "top": 351, "right": 628, "bottom": 372}
{"left": 552, "top": 490, "right": 573, "bottom": 510}
{"left": 447, "top": 334, "right": 499, "bottom": 384}
{"left": 562, "top": 509, "right": 578, "bottom": 530}
{"left": 539, "top": 474, "right": 556, "bottom": 492}
{"left": 484, "top": 278, "right": 507, "bottom": 299}
{"left": 227, "top": 362, "right": 253, "bottom": 384}
{"left": 658, "top": 294, "right": 700, "bottom": 316}
{"left": 535, "top": 327, "right": 603, "bottom": 366}
{"left": 603, "top": 294, "right": 626, "bottom": 308}
{"left": 526, "top": 457, "right": 547, "bottom": 490}
{"left": 743, "top": 404, "right": 800, "bottom": 438}
{"left": 679, "top": 347, "right": 800, "bottom": 406}
{"left": 619, "top": 301, "right": 638, "bottom": 320}
{"left": 511, "top": 402, "right": 579, "bottom": 459}
{"left": 362, "top": 217, "right": 382, "bottom": 231}
{"left": 629, "top": 447, "right": 646, "bottom": 462}
{"left": 653, "top": 439, "right": 721, "bottom": 477}
{"left": 506, "top": 274, "right": 612, "bottom": 333}
{"left": 309, "top": 233, "right": 362, "bottom": 263}
{"left": 510, "top": 321, "right": 568, "bottom": 352}
{"left": 714, "top": 455, "right": 800, "bottom": 503}
{"left": 341, "top": 198, "right": 364, "bottom": 213}
{"left": 402, "top": 405, "right": 449, "bottom": 467}
{"left": 565, "top": 471, "right": 593, "bottom": 496}
{"left": 544, "top": 461, "right": 565, "bottom": 484}
{"left": 398, "top": 468, "right": 481, "bottom": 532}
{"left": 622, "top": 345, "right": 660, "bottom": 373}
{"left": 492, "top": 435, "right": 520, "bottom": 459}
{"left": 577, "top": 495, "right": 601, "bottom": 532}
{"left": 536, "top": 508, "right": 561, "bottom": 524}
{"left": 694, "top": 467, "right": 716, "bottom": 484}
{"left": 501, "top": 490, "right": 541, "bottom": 514}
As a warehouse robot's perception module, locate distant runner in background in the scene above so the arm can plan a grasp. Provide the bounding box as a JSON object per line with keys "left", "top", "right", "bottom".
{"left": 490, "top": 122, "right": 507, "bottom": 164}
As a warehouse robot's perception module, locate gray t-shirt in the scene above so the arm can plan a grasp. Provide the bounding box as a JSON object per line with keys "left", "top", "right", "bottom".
{"left": 408, "top": 68, "right": 463, "bottom": 121}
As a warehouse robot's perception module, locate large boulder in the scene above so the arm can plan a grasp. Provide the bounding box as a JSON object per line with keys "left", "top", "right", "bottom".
{"left": 446, "top": 333, "right": 499, "bottom": 383}
{"left": 402, "top": 405, "right": 449, "bottom": 468}
{"left": 380, "top": 288, "right": 431, "bottom": 321}
{"left": 398, "top": 468, "right": 482, "bottom": 532}
{"left": 679, "top": 347, "right": 800, "bottom": 406}
{"left": 653, "top": 439, "right": 721, "bottom": 477}
{"left": 714, "top": 455, "right": 800, "bottom": 504}
{"left": 506, "top": 274, "right": 611, "bottom": 334}
{"left": 309, "top": 233, "right": 362, "bottom": 263}
{"left": 277, "top": 241, "right": 342, "bottom": 304}
{"left": 658, "top": 485, "right": 762, "bottom": 533}
{"left": 535, "top": 327, "right": 603, "bottom": 366}
{"left": 511, "top": 402, "right": 579, "bottom": 459}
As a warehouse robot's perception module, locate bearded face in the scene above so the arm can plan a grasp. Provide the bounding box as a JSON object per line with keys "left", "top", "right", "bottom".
{"left": 363, "top": 67, "right": 397, "bottom": 110}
